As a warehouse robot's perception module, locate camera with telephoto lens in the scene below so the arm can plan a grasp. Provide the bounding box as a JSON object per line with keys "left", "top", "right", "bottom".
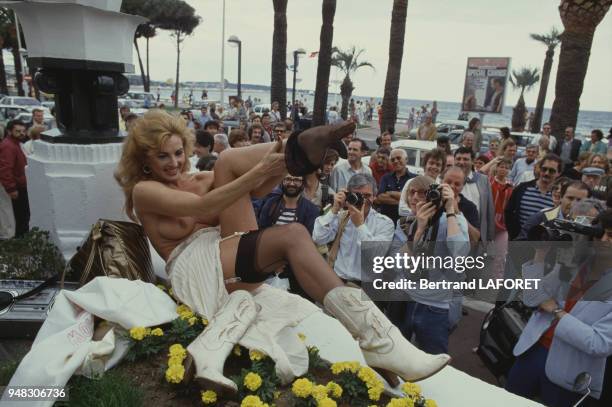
{"left": 345, "top": 192, "right": 365, "bottom": 209}
{"left": 527, "top": 218, "right": 604, "bottom": 241}
{"left": 425, "top": 183, "right": 443, "bottom": 210}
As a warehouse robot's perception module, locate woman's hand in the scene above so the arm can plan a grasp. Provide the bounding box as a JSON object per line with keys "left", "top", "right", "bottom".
{"left": 415, "top": 201, "right": 438, "bottom": 233}
{"left": 258, "top": 138, "right": 286, "bottom": 178}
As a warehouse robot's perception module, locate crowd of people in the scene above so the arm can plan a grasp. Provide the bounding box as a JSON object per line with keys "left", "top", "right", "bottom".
{"left": 179, "top": 108, "right": 612, "bottom": 406}
{"left": 2, "top": 93, "right": 612, "bottom": 406}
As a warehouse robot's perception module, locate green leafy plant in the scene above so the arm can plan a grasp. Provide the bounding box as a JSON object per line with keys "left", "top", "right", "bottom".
{"left": 0, "top": 228, "right": 66, "bottom": 280}
{"left": 231, "top": 350, "right": 280, "bottom": 404}
{"left": 57, "top": 370, "right": 144, "bottom": 407}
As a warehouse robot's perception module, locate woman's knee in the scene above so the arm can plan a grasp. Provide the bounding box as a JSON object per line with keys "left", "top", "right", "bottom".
{"left": 281, "top": 223, "right": 310, "bottom": 247}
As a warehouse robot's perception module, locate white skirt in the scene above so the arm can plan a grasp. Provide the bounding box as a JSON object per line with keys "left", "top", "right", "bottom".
{"left": 166, "top": 227, "right": 321, "bottom": 383}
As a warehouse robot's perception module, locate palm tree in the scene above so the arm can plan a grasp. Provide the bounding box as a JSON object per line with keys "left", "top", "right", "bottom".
{"left": 312, "top": 0, "right": 337, "bottom": 126}
{"left": 529, "top": 27, "right": 561, "bottom": 134}
{"left": 271, "top": 0, "right": 288, "bottom": 120}
{"left": 381, "top": 0, "right": 409, "bottom": 133}
{"left": 509, "top": 67, "right": 540, "bottom": 132}
{"left": 549, "top": 0, "right": 612, "bottom": 139}
{"left": 331, "top": 46, "right": 374, "bottom": 120}
{"left": 0, "top": 8, "right": 12, "bottom": 95}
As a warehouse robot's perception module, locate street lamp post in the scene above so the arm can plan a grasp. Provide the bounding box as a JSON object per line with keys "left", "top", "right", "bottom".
{"left": 227, "top": 35, "right": 241, "bottom": 100}
{"left": 291, "top": 48, "right": 305, "bottom": 113}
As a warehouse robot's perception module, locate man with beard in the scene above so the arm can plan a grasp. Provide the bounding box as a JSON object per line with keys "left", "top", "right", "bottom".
{"left": 509, "top": 144, "right": 539, "bottom": 183}
{"left": 505, "top": 154, "right": 562, "bottom": 240}
{"left": 258, "top": 174, "right": 320, "bottom": 299}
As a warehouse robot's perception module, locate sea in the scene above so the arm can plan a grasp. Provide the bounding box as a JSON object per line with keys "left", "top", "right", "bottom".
{"left": 138, "top": 85, "right": 611, "bottom": 137}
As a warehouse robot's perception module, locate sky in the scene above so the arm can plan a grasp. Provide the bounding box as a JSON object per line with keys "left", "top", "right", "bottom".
{"left": 49, "top": 1, "right": 612, "bottom": 111}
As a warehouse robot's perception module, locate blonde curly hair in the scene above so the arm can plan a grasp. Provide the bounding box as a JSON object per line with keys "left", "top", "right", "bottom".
{"left": 115, "top": 109, "right": 193, "bottom": 221}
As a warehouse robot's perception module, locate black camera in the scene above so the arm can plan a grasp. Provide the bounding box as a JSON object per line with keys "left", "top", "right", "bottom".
{"left": 527, "top": 218, "right": 603, "bottom": 241}
{"left": 425, "top": 184, "right": 443, "bottom": 209}
{"left": 346, "top": 192, "right": 365, "bottom": 209}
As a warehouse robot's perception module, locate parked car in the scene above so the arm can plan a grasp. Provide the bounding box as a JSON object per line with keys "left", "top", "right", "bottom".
{"left": 0, "top": 104, "right": 29, "bottom": 123}
{"left": 253, "top": 104, "right": 271, "bottom": 115}
{"left": 13, "top": 112, "right": 56, "bottom": 129}
{"left": 448, "top": 129, "right": 500, "bottom": 154}
{"left": 0, "top": 96, "right": 42, "bottom": 109}
{"left": 41, "top": 101, "right": 55, "bottom": 110}
{"left": 409, "top": 119, "right": 469, "bottom": 139}
{"left": 124, "top": 91, "right": 157, "bottom": 108}
{"left": 362, "top": 140, "right": 442, "bottom": 175}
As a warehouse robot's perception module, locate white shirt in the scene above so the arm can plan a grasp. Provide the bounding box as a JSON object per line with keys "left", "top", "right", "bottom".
{"left": 462, "top": 171, "right": 481, "bottom": 214}
{"left": 313, "top": 209, "right": 395, "bottom": 282}
{"left": 330, "top": 160, "right": 372, "bottom": 191}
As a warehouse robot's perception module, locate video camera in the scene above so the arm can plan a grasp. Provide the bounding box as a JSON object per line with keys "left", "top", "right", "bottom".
{"left": 527, "top": 218, "right": 603, "bottom": 242}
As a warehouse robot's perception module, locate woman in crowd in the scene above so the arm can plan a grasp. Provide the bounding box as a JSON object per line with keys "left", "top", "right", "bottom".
{"left": 478, "top": 139, "right": 517, "bottom": 175}
{"left": 538, "top": 135, "right": 551, "bottom": 159}
{"left": 506, "top": 205, "right": 612, "bottom": 407}
{"left": 303, "top": 150, "right": 339, "bottom": 209}
{"left": 467, "top": 117, "right": 482, "bottom": 153}
{"left": 474, "top": 154, "right": 490, "bottom": 172}
{"left": 488, "top": 157, "right": 513, "bottom": 277}
{"left": 115, "top": 110, "right": 449, "bottom": 393}
{"left": 484, "top": 137, "right": 500, "bottom": 161}
{"left": 398, "top": 148, "right": 446, "bottom": 216}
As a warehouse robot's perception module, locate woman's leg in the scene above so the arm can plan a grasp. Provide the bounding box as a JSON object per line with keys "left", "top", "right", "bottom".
{"left": 219, "top": 223, "right": 342, "bottom": 302}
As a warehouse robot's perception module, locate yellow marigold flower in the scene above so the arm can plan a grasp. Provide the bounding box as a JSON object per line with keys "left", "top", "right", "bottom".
{"left": 188, "top": 316, "right": 198, "bottom": 326}
{"left": 249, "top": 349, "right": 266, "bottom": 361}
{"left": 326, "top": 381, "right": 342, "bottom": 399}
{"left": 312, "top": 384, "right": 328, "bottom": 401}
{"left": 202, "top": 318, "right": 209, "bottom": 326}
{"left": 150, "top": 328, "right": 164, "bottom": 336}
{"left": 424, "top": 399, "right": 437, "bottom": 407}
{"left": 201, "top": 390, "right": 217, "bottom": 404}
{"left": 274, "top": 391, "right": 281, "bottom": 399}
{"left": 168, "top": 343, "right": 187, "bottom": 359}
{"left": 298, "top": 332, "right": 306, "bottom": 341}
{"left": 129, "top": 326, "right": 147, "bottom": 341}
{"left": 244, "top": 372, "right": 263, "bottom": 391}
{"left": 386, "top": 398, "right": 410, "bottom": 407}
{"left": 165, "top": 364, "right": 184, "bottom": 384}
{"left": 317, "top": 397, "right": 337, "bottom": 407}
{"left": 291, "top": 377, "right": 313, "bottom": 398}
{"left": 176, "top": 304, "right": 191, "bottom": 314}
{"left": 168, "top": 355, "right": 184, "bottom": 367}
{"left": 368, "top": 386, "right": 383, "bottom": 401}
{"left": 401, "top": 382, "right": 421, "bottom": 398}
{"left": 233, "top": 345, "right": 242, "bottom": 356}
{"left": 156, "top": 284, "right": 167, "bottom": 292}
{"left": 240, "top": 395, "right": 266, "bottom": 407}
{"left": 330, "top": 361, "right": 360, "bottom": 375}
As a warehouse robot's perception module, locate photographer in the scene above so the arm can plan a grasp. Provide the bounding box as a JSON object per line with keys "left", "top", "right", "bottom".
{"left": 312, "top": 174, "right": 394, "bottom": 285}
{"left": 390, "top": 175, "right": 470, "bottom": 354}
{"left": 506, "top": 205, "right": 612, "bottom": 406}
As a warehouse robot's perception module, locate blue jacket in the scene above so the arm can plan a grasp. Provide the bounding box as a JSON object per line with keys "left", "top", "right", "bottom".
{"left": 515, "top": 261, "right": 612, "bottom": 399}
{"left": 258, "top": 188, "right": 320, "bottom": 234}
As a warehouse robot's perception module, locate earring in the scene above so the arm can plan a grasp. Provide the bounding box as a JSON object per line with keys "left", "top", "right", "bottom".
{"left": 142, "top": 165, "right": 152, "bottom": 175}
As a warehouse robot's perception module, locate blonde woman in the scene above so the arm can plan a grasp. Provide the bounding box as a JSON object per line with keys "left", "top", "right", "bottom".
{"left": 115, "top": 110, "right": 449, "bottom": 393}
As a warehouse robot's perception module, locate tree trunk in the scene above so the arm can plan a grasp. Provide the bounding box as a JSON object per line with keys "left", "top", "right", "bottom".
{"left": 174, "top": 33, "right": 181, "bottom": 108}
{"left": 134, "top": 37, "right": 147, "bottom": 91}
{"left": 271, "top": 0, "right": 288, "bottom": 120}
{"left": 11, "top": 46, "right": 24, "bottom": 96}
{"left": 530, "top": 47, "right": 554, "bottom": 134}
{"left": 312, "top": 0, "right": 336, "bottom": 126}
{"left": 512, "top": 92, "right": 526, "bottom": 132}
{"left": 549, "top": 0, "right": 611, "bottom": 142}
{"left": 381, "top": 0, "right": 409, "bottom": 133}
{"left": 0, "top": 49, "right": 8, "bottom": 95}
{"left": 145, "top": 36, "right": 151, "bottom": 93}
{"left": 339, "top": 75, "right": 353, "bottom": 120}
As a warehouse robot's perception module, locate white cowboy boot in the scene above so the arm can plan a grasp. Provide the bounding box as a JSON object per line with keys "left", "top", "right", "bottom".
{"left": 185, "top": 290, "right": 258, "bottom": 394}
{"left": 323, "top": 286, "right": 451, "bottom": 386}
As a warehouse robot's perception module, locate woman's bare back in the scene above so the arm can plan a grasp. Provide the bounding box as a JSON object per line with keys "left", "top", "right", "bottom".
{"left": 134, "top": 171, "right": 219, "bottom": 260}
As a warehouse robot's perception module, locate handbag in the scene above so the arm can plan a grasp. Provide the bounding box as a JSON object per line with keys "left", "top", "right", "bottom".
{"left": 63, "top": 219, "right": 156, "bottom": 287}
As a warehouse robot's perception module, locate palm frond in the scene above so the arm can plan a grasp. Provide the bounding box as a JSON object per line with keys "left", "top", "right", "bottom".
{"left": 530, "top": 26, "right": 561, "bottom": 48}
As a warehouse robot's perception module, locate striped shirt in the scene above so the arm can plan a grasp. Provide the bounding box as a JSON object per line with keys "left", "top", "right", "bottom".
{"left": 275, "top": 208, "right": 297, "bottom": 225}
{"left": 518, "top": 185, "right": 554, "bottom": 227}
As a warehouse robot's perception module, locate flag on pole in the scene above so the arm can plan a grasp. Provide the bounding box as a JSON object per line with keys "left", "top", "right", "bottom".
{"left": 309, "top": 51, "right": 319, "bottom": 58}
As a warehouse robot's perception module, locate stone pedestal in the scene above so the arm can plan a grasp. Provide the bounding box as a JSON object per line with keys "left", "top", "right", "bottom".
{"left": 26, "top": 140, "right": 127, "bottom": 259}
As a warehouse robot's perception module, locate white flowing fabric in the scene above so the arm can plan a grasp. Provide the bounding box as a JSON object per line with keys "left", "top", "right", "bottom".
{"left": 1, "top": 277, "right": 178, "bottom": 407}
{"left": 167, "top": 227, "right": 321, "bottom": 383}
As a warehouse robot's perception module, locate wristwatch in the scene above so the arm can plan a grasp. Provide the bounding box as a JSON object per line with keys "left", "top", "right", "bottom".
{"left": 552, "top": 308, "right": 565, "bottom": 319}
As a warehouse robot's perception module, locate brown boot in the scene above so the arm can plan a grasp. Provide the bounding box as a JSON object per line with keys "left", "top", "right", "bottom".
{"left": 285, "top": 121, "right": 354, "bottom": 176}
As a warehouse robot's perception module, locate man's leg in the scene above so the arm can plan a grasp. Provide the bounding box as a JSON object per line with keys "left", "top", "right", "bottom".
{"left": 413, "top": 303, "right": 450, "bottom": 355}
{"left": 12, "top": 188, "right": 30, "bottom": 238}
{"left": 505, "top": 345, "right": 544, "bottom": 400}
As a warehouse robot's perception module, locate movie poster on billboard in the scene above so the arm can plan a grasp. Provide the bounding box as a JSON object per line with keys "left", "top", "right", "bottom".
{"left": 461, "top": 57, "right": 510, "bottom": 114}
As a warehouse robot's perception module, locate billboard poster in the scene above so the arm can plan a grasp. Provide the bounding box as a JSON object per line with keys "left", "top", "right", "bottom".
{"left": 461, "top": 57, "right": 510, "bottom": 114}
